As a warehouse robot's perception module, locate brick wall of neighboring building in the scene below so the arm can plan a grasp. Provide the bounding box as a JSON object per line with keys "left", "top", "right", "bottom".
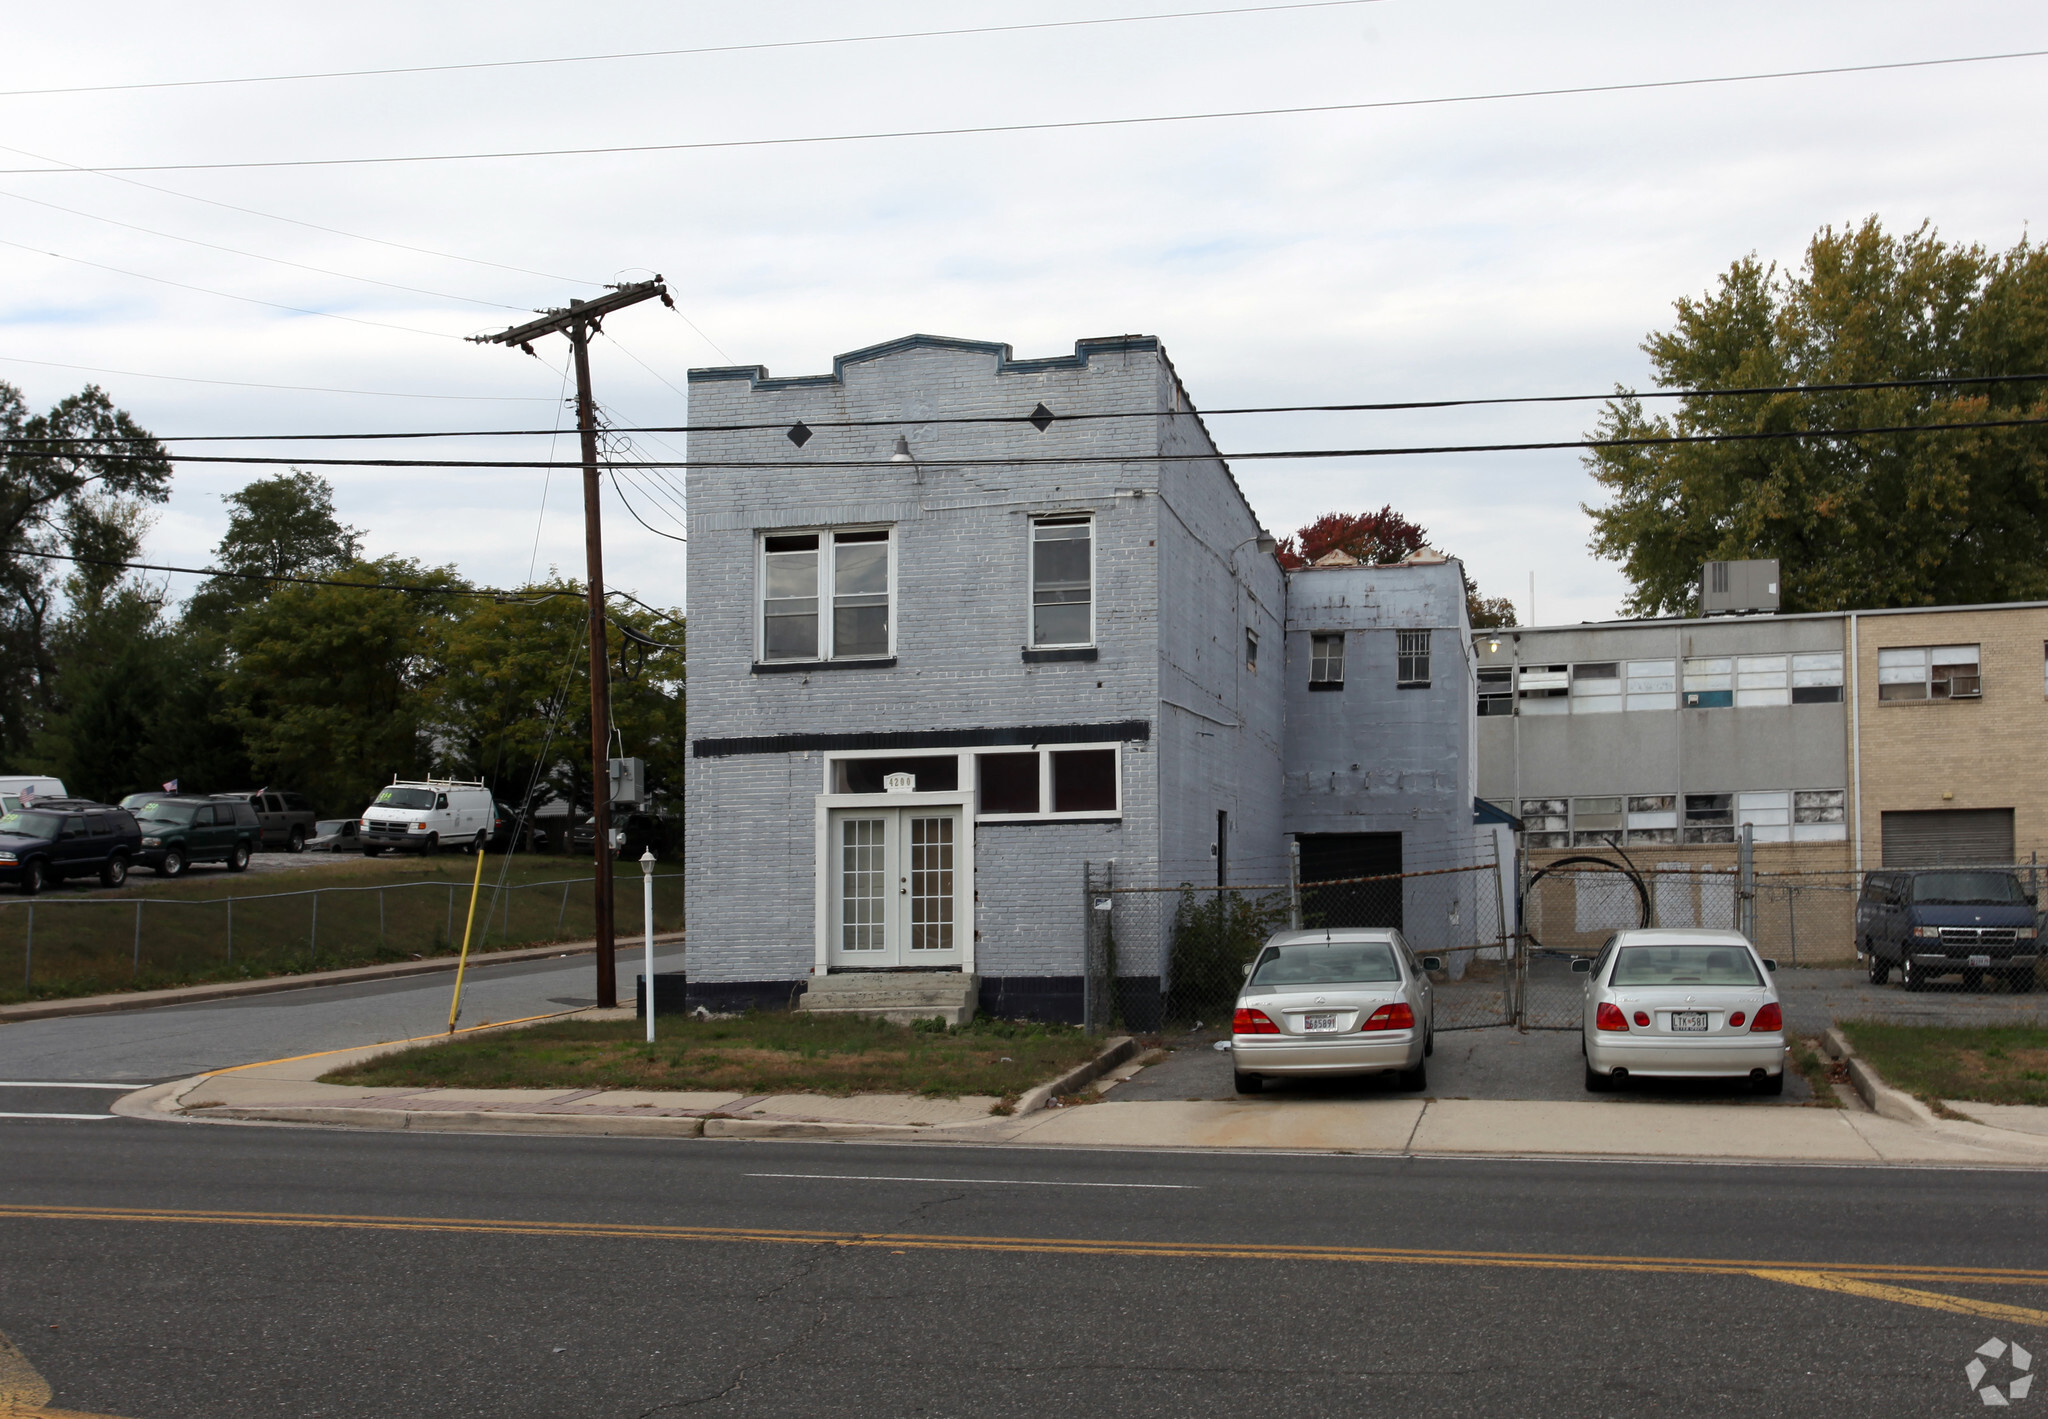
{"left": 1852, "top": 604, "right": 2048, "bottom": 862}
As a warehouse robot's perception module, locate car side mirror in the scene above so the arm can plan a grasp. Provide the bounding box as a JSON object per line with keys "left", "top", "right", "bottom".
{"left": 1761, "top": 958, "right": 1778, "bottom": 972}
{"left": 1242, "top": 963, "right": 1254, "bottom": 978}
{"left": 2029, "top": 893, "right": 2039, "bottom": 908}
{"left": 1570, "top": 958, "right": 1592, "bottom": 974}
{"left": 1420, "top": 956, "right": 1444, "bottom": 972}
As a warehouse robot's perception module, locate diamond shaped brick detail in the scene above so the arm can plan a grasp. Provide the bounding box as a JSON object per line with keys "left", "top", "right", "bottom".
{"left": 1028, "top": 403, "right": 1055, "bottom": 432}
{"left": 787, "top": 421, "right": 813, "bottom": 447}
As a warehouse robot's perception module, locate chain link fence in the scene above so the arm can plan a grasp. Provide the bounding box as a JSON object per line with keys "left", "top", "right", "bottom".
{"left": 0, "top": 872, "right": 684, "bottom": 1005}
{"left": 1083, "top": 857, "right": 1512, "bottom": 1034}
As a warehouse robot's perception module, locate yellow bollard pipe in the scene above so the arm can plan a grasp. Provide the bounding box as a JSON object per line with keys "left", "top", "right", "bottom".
{"left": 446, "top": 840, "right": 488, "bottom": 1033}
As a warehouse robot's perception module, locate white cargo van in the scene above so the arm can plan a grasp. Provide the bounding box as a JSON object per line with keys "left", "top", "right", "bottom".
{"left": 0, "top": 776, "right": 67, "bottom": 814}
{"left": 359, "top": 778, "right": 494, "bottom": 855}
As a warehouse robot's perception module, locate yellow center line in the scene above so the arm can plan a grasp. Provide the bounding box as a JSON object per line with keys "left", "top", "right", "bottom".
{"left": 1752, "top": 1270, "right": 2048, "bottom": 1327}
{"left": 0, "top": 1328, "right": 129, "bottom": 1419}
{"left": 6, "top": 1203, "right": 2048, "bottom": 1298}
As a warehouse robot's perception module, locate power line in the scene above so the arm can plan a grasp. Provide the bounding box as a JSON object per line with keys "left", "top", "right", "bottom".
{"left": 0, "top": 188, "right": 533, "bottom": 310}
{"left": 0, "top": 352, "right": 561, "bottom": 401}
{"left": 609, "top": 472, "right": 688, "bottom": 544}
{"left": 24, "top": 373, "right": 2048, "bottom": 445}
{"left": 0, "top": 2, "right": 1380, "bottom": 98}
{"left": 0, "top": 236, "right": 467, "bottom": 340}
{"left": 0, "top": 140, "right": 608, "bottom": 287}
{"left": 17, "top": 548, "right": 506, "bottom": 597}
{"left": 23, "top": 414, "right": 2048, "bottom": 469}
{"left": 5, "top": 47, "right": 2039, "bottom": 175}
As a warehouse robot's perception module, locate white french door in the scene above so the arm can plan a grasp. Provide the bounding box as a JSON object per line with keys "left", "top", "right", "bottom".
{"left": 827, "top": 807, "right": 963, "bottom": 968}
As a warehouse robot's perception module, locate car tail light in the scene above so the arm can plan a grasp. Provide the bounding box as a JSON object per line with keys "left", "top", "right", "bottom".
{"left": 1596, "top": 1002, "right": 1628, "bottom": 1032}
{"left": 1751, "top": 1002, "right": 1783, "bottom": 1033}
{"left": 1729, "top": 1010, "right": 1747, "bottom": 1028}
{"left": 1361, "top": 1003, "right": 1416, "bottom": 1032}
{"left": 1232, "top": 1007, "right": 1280, "bottom": 1035}
{"left": 1633, "top": 1010, "right": 1650, "bottom": 1027}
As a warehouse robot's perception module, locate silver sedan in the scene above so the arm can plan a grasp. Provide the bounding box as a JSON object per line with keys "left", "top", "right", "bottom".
{"left": 1230, "top": 929, "right": 1439, "bottom": 1095}
{"left": 1577, "top": 929, "right": 1787, "bottom": 1094}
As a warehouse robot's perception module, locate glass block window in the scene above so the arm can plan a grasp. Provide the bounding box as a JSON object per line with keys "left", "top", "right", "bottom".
{"left": 1520, "top": 797, "right": 1568, "bottom": 849}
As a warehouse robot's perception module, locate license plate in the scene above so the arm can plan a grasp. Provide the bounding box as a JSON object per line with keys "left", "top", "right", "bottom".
{"left": 1302, "top": 1013, "right": 1340, "bottom": 1033}
{"left": 1970, "top": 954, "right": 1992, "bottom": 968}
{"left": 1671, "top": 1011, "right": 1708, "bottom": 1032}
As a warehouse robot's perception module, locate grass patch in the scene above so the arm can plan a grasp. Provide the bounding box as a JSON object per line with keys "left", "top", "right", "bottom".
{"left": 321, "top": 1012, "right": 1102, "bottom": 1098}
{"left": 0, "top": 857, "right": 681, "bottom": 1005}
{"left": 1840, "top": 1021, "right": 2048, "bottom": 1106}
{"left": 1789, "top": 1038, "right": 1843, "bottom": 1107}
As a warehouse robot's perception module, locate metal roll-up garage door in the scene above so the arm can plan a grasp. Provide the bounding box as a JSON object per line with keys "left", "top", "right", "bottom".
{"left": 1880, "top": 808, "right": 2015, "bottom": 867}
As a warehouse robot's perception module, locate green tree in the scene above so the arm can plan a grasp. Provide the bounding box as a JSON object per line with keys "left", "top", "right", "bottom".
{"left": 1585, "top": 218, "right": 2048, "bottom": 616}
{"left": 219, "top": 558, "right": 464, "bottom": 815}
{"left": 186, "top": 470, "right": 363, "bottom": 628}
{"left": 0, "top": 383, "right": 172, "bottom": 756}
{"left": 425, "top": 585, "right": 686, "bottom": 819}
{"left": 1275, "top": 506, "right": 1518, "bottom": 629}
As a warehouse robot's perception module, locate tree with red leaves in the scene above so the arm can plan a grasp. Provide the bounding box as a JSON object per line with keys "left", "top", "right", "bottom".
{"left": 1275, "top": 505, "right": 1517, "bottom": 628}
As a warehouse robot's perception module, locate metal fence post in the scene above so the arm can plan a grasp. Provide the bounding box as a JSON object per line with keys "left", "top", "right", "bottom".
{"left": 1787, "top": 879, "right": 1798, "bottom": 965}
{"left": 22, "top": 904, "right": 30, "bottom": 991}
{"left": 227, "top": 896, "right": 234, "bottom": 967}
{"left": 1287, "top": 839, "right": 1302, "bottom": 930}
{"left": 446, "top": 885, "right": 455, "bottom": 947}
{"left": 1081, "top": 861, "right": 1093, "bottom": 1034}
{"left": 556, "top": 882, "right": 571, "bottom": 939}
{"left": 133, "top": 900, "right": 143, "bottom": 979}
{"left": 310, "top": 891, "right": 319, "bottom": 954}
{"left": 1738, "top": 824, "right": 1756, "bottom": 940}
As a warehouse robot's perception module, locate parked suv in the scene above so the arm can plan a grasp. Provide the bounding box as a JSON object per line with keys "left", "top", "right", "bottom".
{"left": 215, "top": 790, "right": 319, "bottom": 853}
{"left": 131, "top": 795, "right": 260, "bottom": 877}
{"left": 1859, "top": 869, "right": 2041, "bottom": 991}
{"left": 0, "top": 798, "right": 143, "bottom": 894}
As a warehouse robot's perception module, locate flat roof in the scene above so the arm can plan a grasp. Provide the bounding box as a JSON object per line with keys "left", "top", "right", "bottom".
{"left": 1478, "top": 599, "right": 2048, "bottom": 638}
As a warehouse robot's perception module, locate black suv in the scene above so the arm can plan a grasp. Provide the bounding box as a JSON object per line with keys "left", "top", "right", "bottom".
{"left": 130, "top": 794, "right": 261, "bottom": 877}
{"left": 0, "top": 798, "right": 144, "bottom": 894}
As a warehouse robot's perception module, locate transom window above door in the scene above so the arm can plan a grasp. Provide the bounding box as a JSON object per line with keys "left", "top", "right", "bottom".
{"left": 760, "top": 527, "right": 893, "bottom": 662}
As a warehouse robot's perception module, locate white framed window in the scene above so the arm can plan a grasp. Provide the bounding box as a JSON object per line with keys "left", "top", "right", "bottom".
{"left": 1682, "top": 657, "right": 1732, "bottom": 708}
{"left": 1878, "top": 644, "right": 1981, "bottom": 701}
{"left": 1625, "top": 659, "right": 1676, "bottom": 712}
{"left": 1030, "top": 517, "right": 1093, "bottom": 647}
{"left": 1571, "top": 661, "right": 1622, "bottom": 714}
{"left": 974, "top": 743, "right": 1121, "bottom": 821}
{"left": 1735, "top": 655, "right": 1789, "bottom": 707}
{"left": 1792, "top": 652, "right": 1844, "bottom": 704}
{"left": 759, "top": 527, "right": 893, "bottom": 662}
{"left": 1397, "top": 629, "right": 1432, "bottom": 688}
{"left": 1310, "top": 632, "right": 1345, "bottom": 689}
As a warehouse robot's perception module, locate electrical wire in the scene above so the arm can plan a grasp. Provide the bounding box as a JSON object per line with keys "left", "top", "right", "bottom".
{"left": 6, "top": 47, "right": 2040, "bottom": 175}
{"left": 25, "top": 414, "right": 2048, "bottom": 469}
{"left": 609, "top": 471, "right": 688, "bottom": 544}
{"left": 0, "top": 236, "right": 467, "bottom": 340}
{"left": 0, "top": 352, "right": 563, "bottom": 402}
{"left": 36, "top": 373, "right": 2047, "bottom": 445}
{"left": 0, "top": 3, "right": 1381, "bottom": 99}
{"left": 0, "top": 140, "right": 607, "bottom": 287}
{"left": 0, "top": 188, "right": 534, "bottom": 310}
{"left": 16, "top": 548, "right": 506, "bottom": 596}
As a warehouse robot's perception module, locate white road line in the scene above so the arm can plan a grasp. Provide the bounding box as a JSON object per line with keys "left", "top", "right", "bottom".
{"left": 0, "top": 1081, "right": 141, "bottom": 1089}
{"left": 0, "top": 1112, "right": 116, "bottom": 1120}
{"left": 746, "top": 1172, "right": 1194, "bottom": 1189}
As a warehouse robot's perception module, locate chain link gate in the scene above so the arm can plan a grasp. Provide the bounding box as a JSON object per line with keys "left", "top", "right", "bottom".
{"left": 1082, "top": 852, "right": 1514, "bottom": 1034}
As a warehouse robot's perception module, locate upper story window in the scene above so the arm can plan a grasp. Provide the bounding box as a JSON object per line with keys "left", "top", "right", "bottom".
{"left": 1476, "top": 666, "right": 1511, "bottom": 714}
{"left": 760, "top": 527, "right": 892, "bottom": 662}
{"left": 1878, "top": 644, "right": 1981, "bottom": 701}
{"left": 1682, "top": 657, "right": 1732, "bottom": 708}
{"left": 1792, "top": 652, "right": 1843, "bottom": 703}
{"left": 1245, "top": 629, "right": 1259, "bottom": 672}
{"left": 1397, "top": 629, "right": 1432, "bottom": 688}
{"left": 1571, "top": 662, "right": 1621, "bottom": 713}
{"left": 1625, "top": 660, "right": 1676, "bottom": 711}
{"left": 1311, "top": 633, "right": 1346, "bottom": 690}
{"left": 1030, "top": 517, "right": 1093, "bottom": 647}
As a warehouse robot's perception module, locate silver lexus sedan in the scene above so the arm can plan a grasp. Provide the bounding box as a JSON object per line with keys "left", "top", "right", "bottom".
{"left": 1230, "top": 929, "right": 1439, "bottom": 1095}
{"left": 1578, "top": 929, "right": 1787, "bottom": 1094}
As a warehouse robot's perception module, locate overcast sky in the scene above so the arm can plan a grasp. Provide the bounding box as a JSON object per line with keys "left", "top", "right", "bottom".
{"left": 5, "top": 0, "right": 2042, "bottom": 625}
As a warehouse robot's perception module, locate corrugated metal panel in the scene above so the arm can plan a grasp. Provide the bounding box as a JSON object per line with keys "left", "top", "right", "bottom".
{"left": 1880, "top": 808, "right": 2015, "bottom": 867}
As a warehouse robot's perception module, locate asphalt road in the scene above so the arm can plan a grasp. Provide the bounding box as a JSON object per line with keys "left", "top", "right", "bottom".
{"left": 4, "top": 1119, "right": 2047, "bottom": 1417}
{"left": 0, "top": 944, "right": 681, "bottom": 1083}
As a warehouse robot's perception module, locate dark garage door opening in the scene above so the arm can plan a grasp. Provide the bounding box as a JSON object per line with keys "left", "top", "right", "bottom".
{"left": 1296, "top": 832, "right": 1403, "bottom": 930}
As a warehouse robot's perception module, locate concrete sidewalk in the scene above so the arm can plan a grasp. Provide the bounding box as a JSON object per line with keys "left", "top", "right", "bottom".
{"left": 112, "top": 1020, "right": 2048, "bottom": 1167}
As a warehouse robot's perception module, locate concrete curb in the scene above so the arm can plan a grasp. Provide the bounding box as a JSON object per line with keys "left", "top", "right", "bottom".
{"left": 1012, "top": 1036, "right": 1137, "bottom": 1117}
{"left": 1822, "top": 1027, "right": 1939, "bottom": 1124}
{"left": 0, "top": 933, "right": 684, "bottom": 1023}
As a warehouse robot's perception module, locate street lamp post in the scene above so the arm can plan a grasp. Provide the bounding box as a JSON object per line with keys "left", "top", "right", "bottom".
{"left": 641, "top": 849, "right": 657, "bottom": 1043}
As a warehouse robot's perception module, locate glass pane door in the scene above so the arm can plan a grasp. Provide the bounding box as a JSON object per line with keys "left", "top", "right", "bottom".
{"left": 828, "top": 808, "right": 963, "bottom": 967}
{"left": 908, "top": 815, "right": 955, "bottom": 952}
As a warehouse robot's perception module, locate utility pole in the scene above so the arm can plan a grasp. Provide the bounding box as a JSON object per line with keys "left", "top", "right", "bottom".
{"left": 473, "top": 277, "right": 671, "bottom": 1009}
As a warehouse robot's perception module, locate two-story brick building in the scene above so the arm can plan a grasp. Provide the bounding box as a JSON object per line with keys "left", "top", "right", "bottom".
{"left": 683, "top": 333, "right": 1484, "bottom": 1025}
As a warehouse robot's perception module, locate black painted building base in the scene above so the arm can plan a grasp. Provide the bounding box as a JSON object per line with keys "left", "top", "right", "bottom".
{"left": 683, "top": 974, "right": 1165, "bottom": 1029}
{"left": 685, "top": 978, "right": 810, "bottom": 1015}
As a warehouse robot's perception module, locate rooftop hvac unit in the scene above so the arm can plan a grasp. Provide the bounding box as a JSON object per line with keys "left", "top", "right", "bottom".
{"left": 1700, "top": 559, "right": 1780, "bottom": 616}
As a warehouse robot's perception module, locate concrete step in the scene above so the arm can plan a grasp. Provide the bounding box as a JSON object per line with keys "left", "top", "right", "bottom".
{"left": 799, "top": 972, "right": 979, "bottom": 1027}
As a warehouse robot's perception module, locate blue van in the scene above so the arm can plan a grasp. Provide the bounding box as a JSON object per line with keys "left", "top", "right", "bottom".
{"left": 1858, "top": 869, "right": 2041, "bottom": 991}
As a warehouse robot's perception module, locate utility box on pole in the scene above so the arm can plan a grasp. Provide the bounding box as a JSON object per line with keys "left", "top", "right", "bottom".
{"left": 608, "top": 756, "right": 646, "bottom": 808}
